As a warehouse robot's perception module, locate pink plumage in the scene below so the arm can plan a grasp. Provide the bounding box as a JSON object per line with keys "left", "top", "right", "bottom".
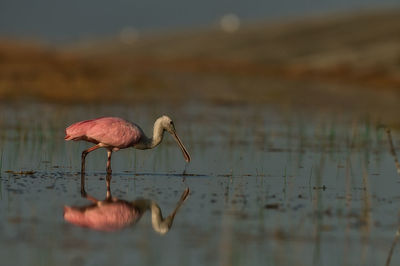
{"left": 63, "top": 203, "right": 141, "bottom": 232}
{"left": 65, "top": 117, "right": 142, "bottom": 149}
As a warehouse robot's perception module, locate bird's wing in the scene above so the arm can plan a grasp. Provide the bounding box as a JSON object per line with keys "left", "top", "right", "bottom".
{"left": 85, "top": 117, "right": 141, "bottom": 148}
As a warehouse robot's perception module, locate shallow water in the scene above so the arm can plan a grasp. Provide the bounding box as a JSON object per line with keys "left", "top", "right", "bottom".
{"left": 0, "top": 102, "right": 400, "bottom": 266}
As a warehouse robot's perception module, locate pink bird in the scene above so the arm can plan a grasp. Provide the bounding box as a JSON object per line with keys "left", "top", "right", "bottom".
{"left": 64, "top": 176, "right": 190, "bottom": 233}
{"left": 65, "top": 115, "right": 191, "bottom": 173}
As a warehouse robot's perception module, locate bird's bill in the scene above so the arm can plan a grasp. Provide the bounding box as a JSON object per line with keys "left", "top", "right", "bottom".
{"left": 172, "top": 132, "right": 191, "bottom": 162}
{"left": 170, "top": 188, "right": 190, "bottom": 219}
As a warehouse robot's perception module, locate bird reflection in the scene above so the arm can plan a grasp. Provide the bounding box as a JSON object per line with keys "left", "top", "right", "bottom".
{"left": 63, "top": 173, "right": 189, "bottom": 234}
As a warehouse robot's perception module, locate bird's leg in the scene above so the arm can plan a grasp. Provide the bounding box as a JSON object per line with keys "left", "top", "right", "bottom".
{"left": 80, "top": 172, "right": 99, "bottom": 203}
{"left": 81, "top": 144, "right": 101, "bottom": 174}
{"left": 80, "top": 172, "right": 86, "bottom": 197}
{"left": 106, "top": 149, "right": 113, "bottom": 174}
{"left": 106, "top": 173, "right": 112, "bottom": 201}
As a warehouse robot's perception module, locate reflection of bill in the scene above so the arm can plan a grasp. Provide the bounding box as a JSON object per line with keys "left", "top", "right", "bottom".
{"left": 64, "top": 175, "right": 189, "bottom": 234}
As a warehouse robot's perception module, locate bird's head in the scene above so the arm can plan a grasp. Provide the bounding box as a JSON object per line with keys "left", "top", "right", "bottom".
{"left": 158, "top": 115, "right": 191, "bottom": 162}
{"left": 159, "top": 115, "right": 176, "bottom": 134}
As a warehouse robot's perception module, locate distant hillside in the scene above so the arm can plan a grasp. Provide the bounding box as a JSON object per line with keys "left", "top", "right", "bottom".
{"left": 0, "top": 9, "right": 399, "bottom": 112}
{"left": 78, "top": 8, "right": 400, "bottom": 89}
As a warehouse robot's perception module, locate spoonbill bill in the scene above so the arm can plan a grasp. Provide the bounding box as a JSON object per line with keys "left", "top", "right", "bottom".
{"left": 65, "top": 116, "right": 191, "bottom": 173}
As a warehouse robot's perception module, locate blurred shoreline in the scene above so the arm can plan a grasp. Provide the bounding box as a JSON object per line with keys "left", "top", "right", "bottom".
{"left": 0, "top": 9, "right": 399, "bottom": 120}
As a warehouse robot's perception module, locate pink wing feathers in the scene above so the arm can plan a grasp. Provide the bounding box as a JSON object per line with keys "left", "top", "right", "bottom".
{"left": 65, "top": 117, "right": 142, "bottom": 148}
{"left": 65, "top": 119, "right": 97, "bottom": 141}
{"left": 64, "top": 203, "right": 141, "bottom": 232}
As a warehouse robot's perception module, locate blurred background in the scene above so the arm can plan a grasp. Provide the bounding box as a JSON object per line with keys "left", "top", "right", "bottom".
{"left": 1, "top": 0, "right": 399, "bottom": 42}
{"left": 0, "top": 0, "right": 399, "bottom": 118}
{"left": 2, "top": 3, "right": 400, "bottom": 266}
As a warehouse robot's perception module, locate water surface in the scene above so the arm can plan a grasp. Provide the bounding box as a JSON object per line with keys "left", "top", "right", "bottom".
{"left": 0, "top": 102, "right": 400, "bottom": 266}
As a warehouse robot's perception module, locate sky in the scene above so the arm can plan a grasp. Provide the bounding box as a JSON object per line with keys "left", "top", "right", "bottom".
{"left": 0, "top": 0, "right": 399, "bottom": 42}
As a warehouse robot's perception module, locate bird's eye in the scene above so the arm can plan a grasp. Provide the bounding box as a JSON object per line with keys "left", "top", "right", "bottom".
{"left": 170, "top": 121, "right": 173, "bottom": 125}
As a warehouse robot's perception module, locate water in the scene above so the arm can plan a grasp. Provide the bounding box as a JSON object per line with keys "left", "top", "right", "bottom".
{"left": 0, "top": 102, "right": 400, "bottom": 266}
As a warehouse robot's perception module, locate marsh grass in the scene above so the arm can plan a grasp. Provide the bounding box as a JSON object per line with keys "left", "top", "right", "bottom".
{"left": 385, "top": 128, "right": 400, "bottom": 174}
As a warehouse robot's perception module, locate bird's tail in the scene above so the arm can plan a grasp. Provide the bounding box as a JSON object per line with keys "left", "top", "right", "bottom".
{"left": 65, "top": 119, "right": 95, "bottom": 141}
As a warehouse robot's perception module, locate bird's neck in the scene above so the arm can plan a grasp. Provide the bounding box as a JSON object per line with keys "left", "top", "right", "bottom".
{"left": 131, "top": 199, "right": 172, "bottom": 235}
{"left": 150, "top": 202, "right": 173, "bottom": 235}
{"left": 141, "top": 119, "right": 165, "bottom": 149}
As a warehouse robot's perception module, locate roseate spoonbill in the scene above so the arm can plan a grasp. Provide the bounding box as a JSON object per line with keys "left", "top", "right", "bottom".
{"left": 65, "top": 116, "right": 191, "bottom": 173}
{"left": 64, "top": 174, "right": 190, "bottom": 233}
